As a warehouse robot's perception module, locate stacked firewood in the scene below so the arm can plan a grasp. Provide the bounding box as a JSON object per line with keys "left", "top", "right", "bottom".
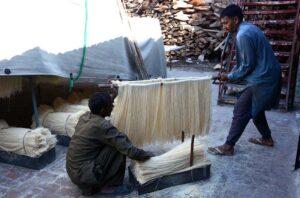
{"left": 124, "top": 0, "right": 230, "bottom": 60}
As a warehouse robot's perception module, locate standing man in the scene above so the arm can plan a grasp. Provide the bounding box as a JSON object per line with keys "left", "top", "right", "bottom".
{"left": 208, "top": 4, "right": 281, "bottom": 155}
{"left": 66, "top": 92, "right": 153, "bottom": 195}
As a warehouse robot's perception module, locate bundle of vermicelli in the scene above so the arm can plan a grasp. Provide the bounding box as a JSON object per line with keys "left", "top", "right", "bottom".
{"left": 0, "top": 120, "right": 56, "bottom": 157}
{"left": 32, "top": 105, "right": 85, "bottom": 137}
{"left": 66, "top": 92, "right": 85, "bottom": 104}
{"left": 0, "top": 76, "right": 22, "bottom": 98}
{"left": 53, "top": 97, "right": 89, "bottom": 113}
{"left": 111, "top": 77, "right": 211, "bottom": 146}
{"left": 0, "top": 120, "right": 9, "bottom": 129}
{"left": 80, "top": 98, "right": 89, "bottom": 106}
{"left": 131, "top": 139, "right": 210, "bottom": 184}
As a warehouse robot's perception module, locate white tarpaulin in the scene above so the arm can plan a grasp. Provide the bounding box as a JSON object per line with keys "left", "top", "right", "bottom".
{"left": 0, "top": 0, "right": 166, "bottom": 81}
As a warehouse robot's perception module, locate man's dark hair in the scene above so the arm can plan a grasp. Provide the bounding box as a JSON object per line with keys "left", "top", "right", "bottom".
{"left": 88, "top": 92, "right": 112, "bottom": 114}
{"left": 221, "top": 4, "right": 243, "bottom": 22}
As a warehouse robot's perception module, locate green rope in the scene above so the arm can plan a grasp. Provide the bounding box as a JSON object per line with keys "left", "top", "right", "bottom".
{"left": 69, "top": 0, "right": 88, "bottom": 91}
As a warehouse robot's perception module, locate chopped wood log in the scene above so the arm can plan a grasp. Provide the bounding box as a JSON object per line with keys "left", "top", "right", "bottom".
{"left": 174, "top": 11, "right": 190, "bottom": 21}
{"left": 194, "top": 6, "right": 211, "bottom": 11}
{"left": 173, "top": 1, "right": 193, "bottom": 9}
{"left": 124, "top": 0, "right": 228, "bottom": 60}
{"left": 183, "top": 8, "right": 196, "bottom": 14}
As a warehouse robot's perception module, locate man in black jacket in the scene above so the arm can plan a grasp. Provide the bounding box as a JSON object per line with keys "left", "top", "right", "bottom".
{"left": 66, "top": 92, "right": 152, "bottom": 196}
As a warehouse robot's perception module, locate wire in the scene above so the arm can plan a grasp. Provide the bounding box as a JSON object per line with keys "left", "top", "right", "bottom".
{"left": 69, "top": 0, "right": 88, "bottom": 91}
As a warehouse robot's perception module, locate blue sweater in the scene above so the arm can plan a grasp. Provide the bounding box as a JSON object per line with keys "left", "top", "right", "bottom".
{"left": 227, "top": 22, "right": 281, "bottom": 117}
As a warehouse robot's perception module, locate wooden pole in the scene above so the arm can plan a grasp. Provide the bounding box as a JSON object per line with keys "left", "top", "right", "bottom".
{"left": 190, "top": 134, "right": 195, "bottom": 167}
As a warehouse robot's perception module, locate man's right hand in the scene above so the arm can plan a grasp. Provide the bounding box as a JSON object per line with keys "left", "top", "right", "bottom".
{"left": 212, "top": 73, "right": 220, "bottom": 80}
{"left": 220, "top": 73, "right": 228, "bottom": 81}
{"left": 136, "top": 151, "right": 155, "bottom": 161}
{"left": 212, "top": 73, "right": 228, "bottom": 81}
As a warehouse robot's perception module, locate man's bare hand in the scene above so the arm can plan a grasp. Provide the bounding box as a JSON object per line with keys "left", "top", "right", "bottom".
{"left": 212, "top": 73, "right": 228, "bottom": 81}
{"left": 220, "top": 73, "right": 228, "bottom": 81}
{"left": 212, "top": 73, "right": 220, "bottom": 80}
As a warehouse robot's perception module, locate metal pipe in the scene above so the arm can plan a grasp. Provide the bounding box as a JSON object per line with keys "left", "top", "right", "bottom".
{"left": 30, "top": 78, "right": 39, "bottom": 128}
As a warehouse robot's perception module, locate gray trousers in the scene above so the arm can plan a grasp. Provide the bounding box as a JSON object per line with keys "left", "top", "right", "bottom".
{"left": 225, "top": 88, "right": 272, "bottom": 146}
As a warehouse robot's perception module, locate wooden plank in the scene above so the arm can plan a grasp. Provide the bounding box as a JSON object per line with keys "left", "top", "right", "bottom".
{"left": 269, "top": 40, "right": 293, "bottom": 46}
{"left": 281, "top": 63, "right": 290, "bottom": 70}
{"left": 264, "top": 30, "right": 294, "bottom": 36}
{"left": 274, "top": 51, "right": 290, "bottom": 57}
{"left": 241, "top": 1, "right": 296, "bottom": 6}
{"left": 244, "top": 9, "right": 297, "bottom": 15}
{"left": 251, "top": 19, "right": 295, "bottom": 25}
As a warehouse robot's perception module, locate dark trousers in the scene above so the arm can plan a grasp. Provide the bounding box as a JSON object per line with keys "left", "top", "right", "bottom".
{"left": 225, "top": 88, "right": 272, "bottom": 146}
{"left": 72, "top": 147, "right": 126, "bottom": 193}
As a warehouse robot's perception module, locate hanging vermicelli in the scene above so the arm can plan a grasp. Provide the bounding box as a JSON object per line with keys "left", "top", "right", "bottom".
{"left": 0, "top": 76, "right": 22, "bottom": 98}
{"left": 111, "top": 77, "right": 211, "bottom": 146}
{"left": 131, "top": 139, "right": 210, "bottom": 184}
{"left": 0, "top": 120, "right": 56, "bottom": 157}
{"left": 33, "top": 76, "right": 65, "bottom": 85}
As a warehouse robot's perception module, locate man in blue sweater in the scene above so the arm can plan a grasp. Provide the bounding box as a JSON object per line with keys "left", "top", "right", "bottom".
{"left": 209, "top": 4, "right": 281, "bottom": 155}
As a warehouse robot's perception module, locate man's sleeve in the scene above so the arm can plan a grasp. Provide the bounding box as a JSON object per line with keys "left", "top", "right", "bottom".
{"left": 94, "top": 122, "right": 150, "bottom": 161}
{"left": 228, "top": 34, "right": 256, "bottom": 81}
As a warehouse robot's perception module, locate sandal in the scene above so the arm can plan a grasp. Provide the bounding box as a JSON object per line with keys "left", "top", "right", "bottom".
{"left": 207, "top": 145, "right": 234, "bottom": 156}
{"left": 248, "top": 137, "right": 274, "bottom": 147}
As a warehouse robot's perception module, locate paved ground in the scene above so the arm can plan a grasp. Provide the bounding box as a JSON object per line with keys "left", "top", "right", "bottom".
{"left": 0, "top": 67, "right": 299, "bottom": 198}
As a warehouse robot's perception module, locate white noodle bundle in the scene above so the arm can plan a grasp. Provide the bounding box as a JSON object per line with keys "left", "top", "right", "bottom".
{"left": 0, "top": 120, "right": 9, "bottom": 129}
{"left": 32, "top": 105, "right": 85, "bottom": 137}
{"left": 0, "top": 76, "right": 22, "bottom": 98}
{"left": 82, "top": 89, "right": 94, "bottom": 98}
{"left": 0, "top": 120, "right": 56, "bottom": 157}
{"left": 53, "top": 97, "right": 66, "bottom": 109}
{"left": 80, "top": 98, "right": 89, "bottom": 106}
{"left": 31, "top": 105, "right": 54, "bottom": 128}
{"left": 111, "top": 77, "right": 211, "bottom": 145}
{"left": 53, "top": 97, "right": 89, "bottom": 113}
{"left": 131, "top": 139, "right": 210, "bottom": 184}
{"left": 67, "top": 92, "right": 85, "bottom": 104}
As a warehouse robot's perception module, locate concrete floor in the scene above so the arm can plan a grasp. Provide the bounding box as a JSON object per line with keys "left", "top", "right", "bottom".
{"left": 0, "top": 67, "right": 299, "bottom": 198}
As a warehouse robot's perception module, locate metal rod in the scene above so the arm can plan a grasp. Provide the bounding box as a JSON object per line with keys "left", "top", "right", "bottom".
{"left": 295, "top": 134, "right": 300, "bottom": 169}
{"left": 190, "top": 134, "right": 195, "bottom": 167}
{"left": 181, "top": 131, "right": 185, "bottom": 142}
{"left": 30, "top": 78, "right": 39, "bottom": 128}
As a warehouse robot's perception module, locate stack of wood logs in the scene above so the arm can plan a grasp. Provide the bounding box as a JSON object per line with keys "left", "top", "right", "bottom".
{"left": 124, "top": 0, "right": 232, "bottom": 61}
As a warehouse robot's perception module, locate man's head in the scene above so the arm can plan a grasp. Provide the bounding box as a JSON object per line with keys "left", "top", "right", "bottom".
{"left": 220, "top": 4, "right": 243, "bottom": 33}
{"left": 88, "top": 92, "right": 113, "bottom": 117}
